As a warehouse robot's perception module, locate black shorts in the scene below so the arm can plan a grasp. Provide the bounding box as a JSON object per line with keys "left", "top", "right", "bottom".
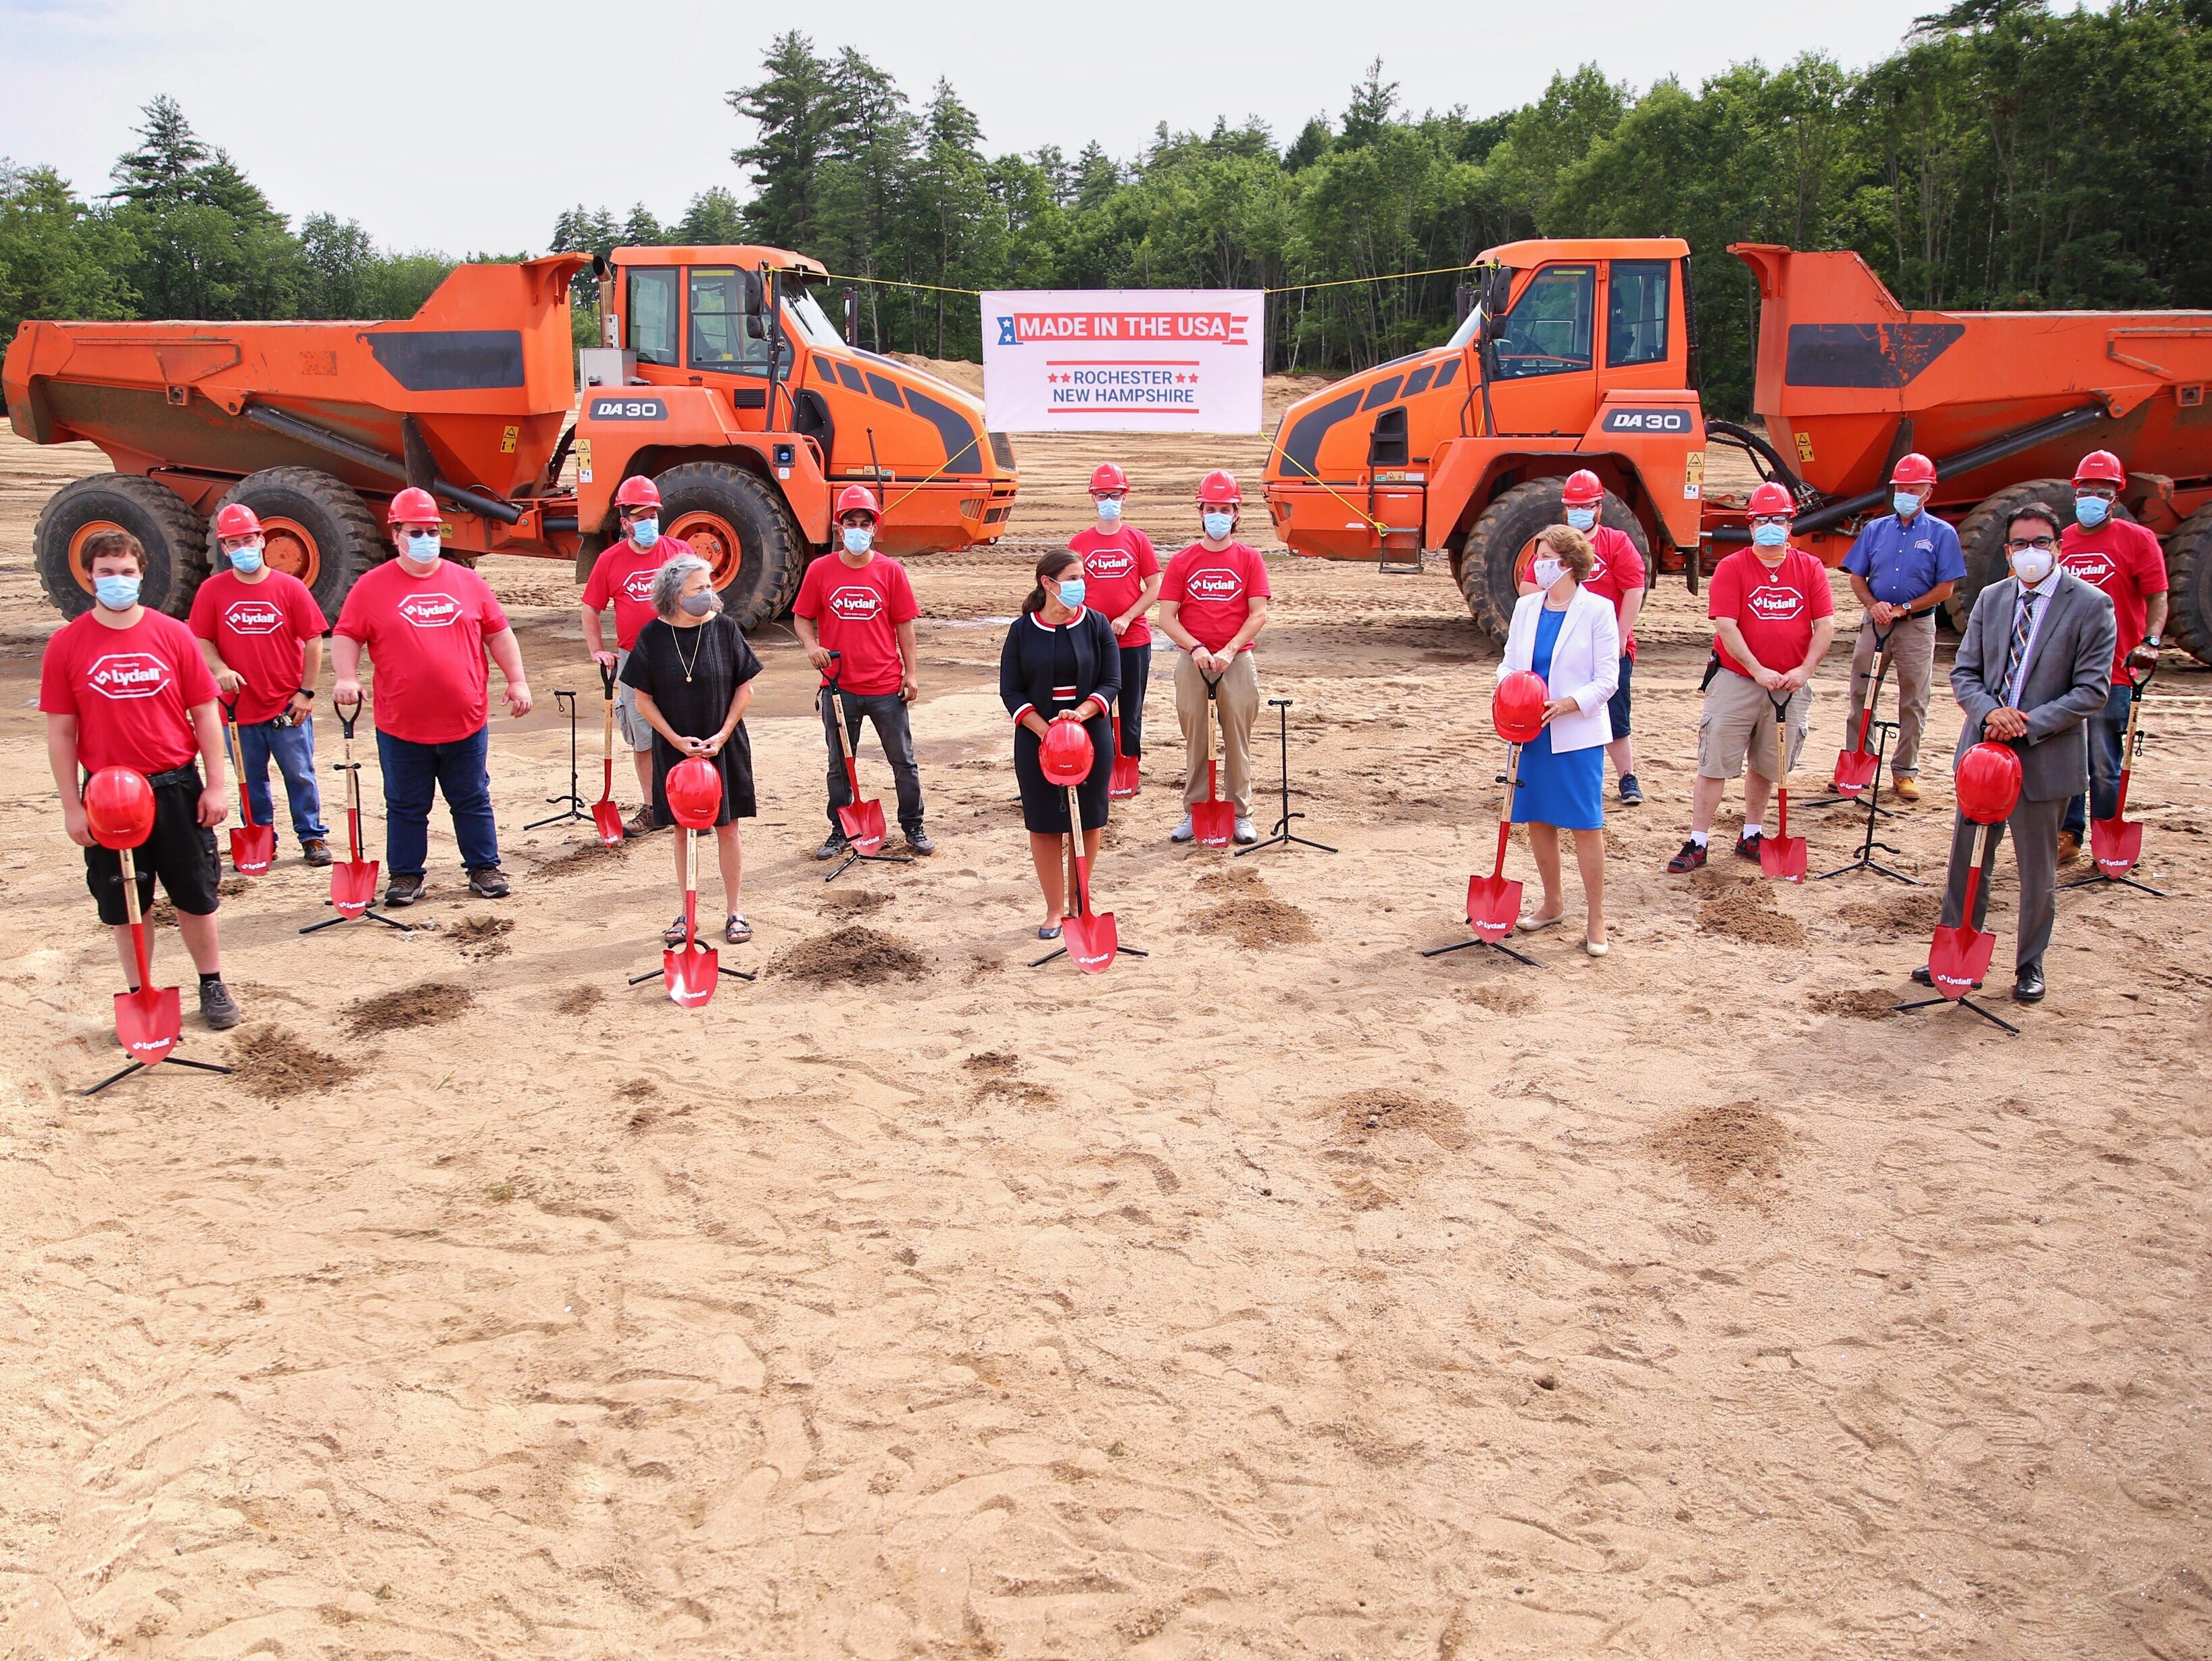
{"left": 84, "top": 767, "right": 221, "bottom": 925}
{"left": 1608, "top": 652, "right": 1633, "bottom": 741}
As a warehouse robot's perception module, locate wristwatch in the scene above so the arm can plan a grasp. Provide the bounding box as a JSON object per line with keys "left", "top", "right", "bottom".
{"left": 297, "top": 688, "right": 316, "bottom": 699}
{"left": 2143, "top": 635, "right": 2162, "bottom": 648}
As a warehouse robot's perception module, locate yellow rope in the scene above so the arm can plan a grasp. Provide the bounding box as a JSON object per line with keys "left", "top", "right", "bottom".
{"left": 816, "top": 262, "right": 1477, "bottom": 299}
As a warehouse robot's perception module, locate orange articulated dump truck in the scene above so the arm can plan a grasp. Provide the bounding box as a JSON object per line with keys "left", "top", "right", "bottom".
{"left": 3, "top": 245, "right": 1016, "bottom": 626}
{"left": 1262, "top": 238, "right": 2212, "bottom": 665}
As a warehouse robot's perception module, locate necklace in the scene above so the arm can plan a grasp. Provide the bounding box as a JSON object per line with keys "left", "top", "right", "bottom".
{"left": 673, "top": 623, "right": 704, "bottom": 684}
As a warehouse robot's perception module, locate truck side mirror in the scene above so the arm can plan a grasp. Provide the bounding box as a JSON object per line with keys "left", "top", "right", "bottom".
{"left": 1455, "top": 285, "right": 1475, "bottom": 327}
{"left": 743, "top": 271, "right": 767, "bottom": 341}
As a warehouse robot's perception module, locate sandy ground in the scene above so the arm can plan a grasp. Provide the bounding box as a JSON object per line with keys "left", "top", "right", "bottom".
{"left": 1, "top": 417, "right": 2209, "bottom": 1659}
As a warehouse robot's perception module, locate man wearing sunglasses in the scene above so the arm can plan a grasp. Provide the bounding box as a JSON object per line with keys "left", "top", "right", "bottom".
{"left": 1921, "top": 503, "right": 2115, "bottom": 1004}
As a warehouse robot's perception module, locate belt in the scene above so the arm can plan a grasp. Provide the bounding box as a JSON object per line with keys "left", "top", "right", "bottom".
{"left": 146, "top": 765, "right": 201, "bottom": 790}
{"left": 1875, "top": 605, "right": 1940, "bottom": 621}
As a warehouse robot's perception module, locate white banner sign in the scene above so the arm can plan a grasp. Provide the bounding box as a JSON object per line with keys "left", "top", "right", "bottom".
{"left": 981, "top": 289, "right": 1264, "bottom": 433}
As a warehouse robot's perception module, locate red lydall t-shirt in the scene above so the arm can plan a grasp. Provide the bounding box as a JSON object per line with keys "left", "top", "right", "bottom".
{"left": 1161, "top": 541, "right": 1271, "bottom": 654}
{"left": 40, "top": 609, "right": 218, "bottom": 775}
{"left": 793, "top": 554, "right": 918, "bottom": 696}
{"left": 1707, "top": 546, "right": 1834, "bottom": 679}
{"left": 582, "top": 537, "right": 666, "bottom": 652}
{"left": 333, "top": 558, "right": 511, "bottom": 744}
{"left": 1069, "top": 526, "right": 1161, "bottom": 647}
{"left": 1581, "top": 524, "right": 1646, "bottom": 660}
{"left": 2059, "top": 519, "right": 2168, "bottom": 682}
{"left": 187, "top": 568, "right": 328, "bottom": 723}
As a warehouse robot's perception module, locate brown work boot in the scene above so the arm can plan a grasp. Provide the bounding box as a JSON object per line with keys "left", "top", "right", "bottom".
{"left": 2057, "top": 831, "right": 2082, "bottom": 867}
{"left": 624, "top": 807, "right": 658, "bottom": 836}
{"left": 1891, "top": 776, "right": 1921, "bottom": 803}
{"left": 301, "top": 837, "right": 333, "bottom": 866}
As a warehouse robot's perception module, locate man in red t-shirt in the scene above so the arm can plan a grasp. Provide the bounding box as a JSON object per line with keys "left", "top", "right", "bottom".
{"left": 189, "top": 504, "right": 331, "bottom": 865}
{"left": 2057, "top": 452, "right": 2169, "bottom": 861}
{"left": 582, "top": 477, "right": 675, "bottom": 834}
{"left": 792, "top": 487, "right": 932, "bottom": 857}
{"left": 1070, "top": 461, "right": 1164, "bottom": 769}
{"left": 331, "top": 489, "right": 533, "bottom": 905}
{"left": 1669, "top": 486, "right": 1836, "bottom": 872}
{"left": 41, "top": 530, "right": 242, "bottom": 1030}
{"left": 1158, "top": 470, "right": 1272, "bottom": 843}
{"left": 1540, "top": 473, "right": 1648, "bottom": 803}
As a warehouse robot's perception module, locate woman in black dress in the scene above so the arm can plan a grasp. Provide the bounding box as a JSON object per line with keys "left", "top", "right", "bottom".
{"left": 1000, "top": 548, "right": 1121, "bottom": 938}
{"left": 620, "top": 552, "right": 764, "bottom": 945}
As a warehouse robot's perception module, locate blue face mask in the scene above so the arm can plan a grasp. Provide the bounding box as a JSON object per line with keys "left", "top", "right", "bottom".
{"left": 94, "top": 575, "right": 141, "bottom": 611}
{"left": 843, "top": 526, "right": 874, "bottom": 556}
{"left": 227, "top": 541, "right": 264, "bottom": 575}
{"left": 1752, "top": 522, "right": 1789, "bottom": 550}
{"left": 1893, "top": 492, "right": 1921, "bottom": 519}
{"left": 630, "top": 517, "right": 659, "bottom": 550}
{"left": 1096, "top": 498, "right": 1123, "bottom": 523}
{"left": 1202, "top": 512, "right": 1234, "bottom": 542}
{"left": 2073, "top": 494, "right": 2109, "bottom": 528}
{"left": 1565, "top": 506, "right": 1596, "bottom": 533}
{"left": 1056, "top": 577, "right": 1085, "bottom": 608}
{"left": 403, "top": 532, "right": 441, "bottom": 563}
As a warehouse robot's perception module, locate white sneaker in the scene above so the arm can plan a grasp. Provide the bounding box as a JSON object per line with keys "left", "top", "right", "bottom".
{"left": 1171, "top": 815, "right": 1196, "bottom": 843}
{"left": 1233, "top": 818, "right": 1258, "bottom": 844}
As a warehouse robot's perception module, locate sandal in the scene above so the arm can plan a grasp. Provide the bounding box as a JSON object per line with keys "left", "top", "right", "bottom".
{"left": 663, "top": 914, "right": 689, "bottom": 948}
{"left": 725, "top": 913, "right": 752, "bottom": 945}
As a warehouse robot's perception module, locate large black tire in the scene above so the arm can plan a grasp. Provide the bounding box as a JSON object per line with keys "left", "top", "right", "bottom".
{"left": 207, "top": 467, "right": 383, "bottom": 619}
{"left": 1948, "top": 479, "right": 2077, "bottom": 630}
{"left": 1454, "top": 477, "right": 1650, "bottom": 642}
{"left": 654, "top": 462, "right": 804, "bottom": 633}
{"left": 33, "top": 474, "right": 206, "bottom": 621}
{"left": 2163, "top": 504, "right": 2212, "bottom": 668}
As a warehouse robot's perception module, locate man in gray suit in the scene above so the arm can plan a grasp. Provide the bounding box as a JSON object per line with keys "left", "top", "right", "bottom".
{"left": 1917, "top": 501, "right": 2115, "bottom": 1003}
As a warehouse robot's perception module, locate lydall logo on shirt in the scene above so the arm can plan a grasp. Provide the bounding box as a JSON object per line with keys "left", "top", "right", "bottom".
{"left": 1086, "top": 548, "right": 1135, "bottom": 580}
{"left": 1746, "top": 583, "right": 1807, "bottom": 622}
{"left": 1588, "top": 549, "right": 1611, "bottom": 583}
{"left": 1185, "top": 567, "right": 1244, "bottom": 602}
{"left": 397, "top": 593, "right": 462, "bottom": 629}
{"left": 224, "top": 600, "right": 286, "bottom": 635}
{"left": 620, "top": 569, "right": 657, "bottom": 604}
{"left": 828, "top": 586, "right": 883, "bottom": 622}
{"left": 2061, "top": 550, "right": 2115, "bottom": 587}
{"left": 86, "top": 652, "right": 172, "bottom": 699}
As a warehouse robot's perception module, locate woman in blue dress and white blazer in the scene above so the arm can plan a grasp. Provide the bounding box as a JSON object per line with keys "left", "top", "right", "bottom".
{"left": 1499, "top": 525, "right": 1621, "bottom": 954}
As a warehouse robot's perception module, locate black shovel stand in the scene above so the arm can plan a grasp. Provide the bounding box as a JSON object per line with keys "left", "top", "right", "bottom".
{"left": 2062, "top": 867, "right": 2165, "bottom": 898}
{"left": 1235, "top": 699, "right": 1336, "bottom": 858}
{"left": 1892, "top": 992, "right": 2019, "bottom": 1036}
{"left": 825, "top": 843, "right": 912, "bottom": 884}
{"left": 1420, "top": 934, "right": 1541, "bottom": 968}
{"left": 1029, "top": 939, "right": 1150, "bottom": 969}
{"left": 526, "top": 690, "right": 590, "bottom": 830}
{"left": 80, "top": 1053, "right": 234, "bottom": 1097}
{"left": 627, "top": 961, "right": 757, "bottom": 988}
{"left": 1817, "top": 718, "right": 1919, "bottom": 885}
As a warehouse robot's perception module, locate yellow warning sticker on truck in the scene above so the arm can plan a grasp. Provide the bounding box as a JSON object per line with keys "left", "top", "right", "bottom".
{"left": 1684, "top": 450, "right": 1705, "bottom": 500}
{"left": 500, "top": 425, "right": 518, "bottom": 454}
{"left": 575, "top": 438, "right": 593, "bottom": 485}
{"left": 1794, "top": 431, "right": 1816, "bottom": 464}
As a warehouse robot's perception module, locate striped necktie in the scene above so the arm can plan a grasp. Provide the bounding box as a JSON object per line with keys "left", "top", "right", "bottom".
{"left": 2003, "top": 589, "right": 2041, "bottom": 706}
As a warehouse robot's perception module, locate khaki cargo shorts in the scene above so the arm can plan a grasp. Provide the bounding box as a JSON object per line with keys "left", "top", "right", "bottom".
{"left": 613, "top": 648, "right": 654, "bottom": 752}
{"left": 1698, "top": 669, "right": 1810, "bottom": 781}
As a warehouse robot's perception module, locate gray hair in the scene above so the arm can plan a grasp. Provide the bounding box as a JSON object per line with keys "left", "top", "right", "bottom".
{"left": 652, "top": 552, "right": 720, "bottom": 619}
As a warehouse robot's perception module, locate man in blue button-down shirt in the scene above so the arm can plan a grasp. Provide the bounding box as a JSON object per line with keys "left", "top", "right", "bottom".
{"left": 1839, "top": 454, "right": 1967, "bottom": 801}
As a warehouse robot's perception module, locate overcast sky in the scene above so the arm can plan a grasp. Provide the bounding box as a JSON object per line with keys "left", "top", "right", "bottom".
{"left": 7, "top": 0, "right": 1990, "bottom": 254}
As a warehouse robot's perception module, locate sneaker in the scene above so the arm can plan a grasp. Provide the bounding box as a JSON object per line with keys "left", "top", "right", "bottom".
{"left": 1233, "top": 817, "right": 1258, "bottom": 844}
{"left": 468, "top": 865, "right": 510, "bottom": 899}
{"left": 301, "top": 838, "right": 333, "bottom": 867}
{"left": 385, "top": 871, "right": 425, "bottom": 907}
{"left": 624, "top": 807, "right": 658, "bottom": 836}
{"left": 1171, "top": 815, "right": 1196, "bottom": 844}
{"left": 904, "top": 826, "right": 936, "bottom": 856}
{"left": 1667, "top": 838, "right": 1708, "bottom": 873}
{"left": 814, "top": 831, "right": 851, "bottom": 861}
{"left": 1618, "top": 774, "right": 1643, "bottom": 807}
{"left": 1734, "top": 830, "right": 1762, "bottom": 861}
{"left": 199, "top": 978, "right": 242, "bottom": 1032}
{"left": 2057, "top": 831, "right": 2082, "bottom": 867}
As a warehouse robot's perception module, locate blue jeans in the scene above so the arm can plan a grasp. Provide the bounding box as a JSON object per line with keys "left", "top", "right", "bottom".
{"left": 236, "top": 716, "right": 326, "bottom": 844}
{"left": 2063, "top": 681, "right": 2130, "bottom": 836}
{"left": 375, "top": 725, "right": 499, "bottom": 874}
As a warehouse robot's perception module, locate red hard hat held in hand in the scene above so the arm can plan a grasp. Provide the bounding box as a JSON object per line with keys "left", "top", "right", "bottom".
{"left": 83, "top": 767, "right": 155, "bottom": 850}
{"left": 614, "top": 475, "right": 662, "bottom": 510}
{"left": 836, "top": 484, "right": 881, "bottom": 521}
{"left": 664, "top": 759, "right": 723, "bottom": 829}
{"left": 2073, "top": 450, "right": 2125, "bottom": 487}
{"left": 214, "top": 502, "right": 263, "bottom": 539}
{"left": 387, "top": 486, "right": 441, "bottom": 527}
{"left": 1039, "top": 721, "right": 1095, "bottom": 786}
{"left": 1747, "top": 480, "right": 1796, "bottom": 517}
{"left": 1890, "top": 452, "right": 1937, "bottom": 488}
{"left": 1089, "top": 462, "right": 1128, "bottom": 494}
{"left": 1956, "top": 741, "right": 2023, "bottom": 825}
{"left": 1196, "top": 469, "right": 1242, "bottom": 506}
{"left": 1494, "top": 671, "right": 1549, "bottom": 744}
{"left": 1561, "top": 469, "right": 1604, "bottom": 508}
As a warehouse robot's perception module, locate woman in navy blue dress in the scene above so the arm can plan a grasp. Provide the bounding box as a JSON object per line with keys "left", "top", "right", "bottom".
{"left": 1500, "top": 525, "right": 1620, "bottom": 954}
{"left": 1000, "top": 549, "right": 1120, "bottom": 938}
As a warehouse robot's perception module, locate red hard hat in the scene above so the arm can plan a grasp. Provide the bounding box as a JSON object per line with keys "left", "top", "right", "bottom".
{"left": 1493, "top": 671, "right": 1549, "bottom": 745}
{"left": 1747, "top": 480, "right": 1796, "bottom": 517}
{"left": 82, "top": 766, "right": 155, "bottom": 850}
{"left": 835, "top": 484, "right": 881, "bottom": 521}
{"left": 1955, "top": 740, "right": 2023, "bottom": 825}
{"left": 1089, "top": 462, "right": 1129, "bottom": 494}
{"left": 214, "top": 503, "right": 263, "bottom": 539}
{"left": 1890, "top": 452, "right": 1937, "bottom": 488}
{"left": 1196, "top": 469, "right": 1242, "bottom": 506}
{"left": 1560, "top": 469, "right": 1604, "bottom": 508}
{"left": 614, "top": 475, "right": 662, "bottom": 510}
{"left": 664, "top": 758, "right": 724, "bottom": 830}
{"left": 2073, "top": 450, "right": 2125, "bottom": 487}
{"left": 387, "top": 487, "right": 441, "bottom": 527}
{"left": 1039, "top": 721, "right": 1096, "bottom": 786}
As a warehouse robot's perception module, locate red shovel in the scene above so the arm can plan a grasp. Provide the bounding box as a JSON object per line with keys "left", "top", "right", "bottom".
{"left": 1760, "top": 692, "right": 1807, "bottom": 882}
{"left": 1191, "top": 669, "right": 1235, "bottom": 848}
{"left": 219, "top": 704, "right": 275, "bottom": 875}
{"left": 1466, "top": 740, "right": 1525, "bottom": 942}
{"left": 825, "top": 654, "right": 889, "bottom": 854}
{"left": 328, "top": 696, "right": 380, "bottom": 917}
{"left": 114, "top": 843, "right": 180, "bottom": 1067}
{"left": 663, "top": 825, "right": 720, "bottom": 1007}
{"left": 1831, "top": 623, "right": 1894, "bottom": 796}
{"left": 1108, "top": 715, "right": 1140, "bottom": 800}
{"left": 2091, "top": 665, "right": 2152, "bottom": 877}
{"left": 591, "top": 660, "right": 625, "bottom": 846}
{"left": 1928, "top": 817, "right": 2005, "bottom": 998}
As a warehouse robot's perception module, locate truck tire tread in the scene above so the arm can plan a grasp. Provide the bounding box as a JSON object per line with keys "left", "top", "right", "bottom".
{"left": 1950, "top": 479, "right": 2076, "bottom": 630}
{"left": 654, "top": 462, "right": 803, "bottom": 633}
{"left": 2162, "top": 505, "right": 2212, "bottom": 669}
{"left": 1457, "top": 478, "right": 1648, "bottom": 642}
{"left": 209, "top": 467, "right": 383, "bottom": 619}
{"left": 34, "top": 473, "right": 205, "bottom": 621}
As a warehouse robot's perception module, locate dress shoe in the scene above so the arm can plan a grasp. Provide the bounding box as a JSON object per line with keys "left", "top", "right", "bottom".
{"left": 2013, "top": 965, "right": 2046, "bottom": 1003}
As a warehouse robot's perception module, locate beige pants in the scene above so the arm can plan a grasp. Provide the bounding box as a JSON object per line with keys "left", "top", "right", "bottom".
{"left": 1175, "top": 650, "right": 1259, "bottom": 817}
{"left": 1697, "top": 670, "right": 1809, "bottom": 782}
{"left": 1842, "top": 612, "right": 1936, "bottom": 777}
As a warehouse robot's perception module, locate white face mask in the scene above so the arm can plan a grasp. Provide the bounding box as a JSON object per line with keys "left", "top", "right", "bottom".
{"left": 2010, "top": 547, "right": 2055, "bottom": 586}
{"left": 1531, "top": 556, "right": 1565, "bottom": 591}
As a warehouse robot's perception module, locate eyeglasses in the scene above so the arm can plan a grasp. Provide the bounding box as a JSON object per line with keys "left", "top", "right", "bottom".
{"left": 2006, "top": 535, "right": 2057, "bottom": 551}
{"left": 2075, "top": 485, "right": 2117, "bottom": 500}
{"left": 1749, "top": 515, "right": 1791, "bottom": 528}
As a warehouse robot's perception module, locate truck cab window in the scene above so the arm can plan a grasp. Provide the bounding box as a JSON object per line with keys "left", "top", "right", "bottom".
{"left": 687, "top": 268, "right": 794, "bottom": 377}
{"left": 1606, "top": 261, "right": 1671, "bottom": 368}
{"left": 1492, "top": 265, "right": 1594, "bottom": 379}
{"left": 628, "top": 268, "right": 679, "bottom": 367}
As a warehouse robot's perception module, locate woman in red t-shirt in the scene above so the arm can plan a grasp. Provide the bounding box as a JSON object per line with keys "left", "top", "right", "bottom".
{"left": 1158, "top": 470, "right": 1271, "bottom": 844}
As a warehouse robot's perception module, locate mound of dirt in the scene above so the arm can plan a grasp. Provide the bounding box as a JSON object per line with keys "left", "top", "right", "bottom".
{"left": 1333, "top": 1088, "right": 1467, "bottom": 1151}
{"left": 343, "top": 981, "right": 474, "bottom": 1037}
{"left": 1809, "top": 988, "right": 1900, "bottom": 1020}
{"left": 1192, "top": 895, "right": 1318, "bottom": 948}
{"left": 615, "top": 1077, "right": 657, "bottom": 1100}
{"left": 228, "top": 1026, "right": 362, "bottom": 1101}
{"left": 1195, "top": 865, "right": 1264, "bottom": 895}
{"left": 449, "top": 915, "right": 513, "bottom": 960}
{"left": 1650, "top": 1101, "right": 1789, "bottom": 1196}
{"left": 963, "top": 1051, "right": 1021, "bottom": 1078}
{"left": 822, "top": 889, "right": 892, "bottom": 917}
{"left": 555, "top": 984, "right": 604, "bottom": 1017}
{"left": 1696, "top": 884, "right": 1807, "bottom": 947}
{"left": 773, "top": 927, "right": 929, "bottom": 986}
{"left": 1459, "top": 984, "right": 1535, "bottom": 1015}
{"left": 535, "top": 840, "right": 629, "bottom": 878}
{"left": 1838, "top": 892, "right": 1942, "bottom": 938}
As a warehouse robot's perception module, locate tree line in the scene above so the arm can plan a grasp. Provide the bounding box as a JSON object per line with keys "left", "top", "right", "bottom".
{"left": 5, "top": 2, "right": 2209, "bottom": 419}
